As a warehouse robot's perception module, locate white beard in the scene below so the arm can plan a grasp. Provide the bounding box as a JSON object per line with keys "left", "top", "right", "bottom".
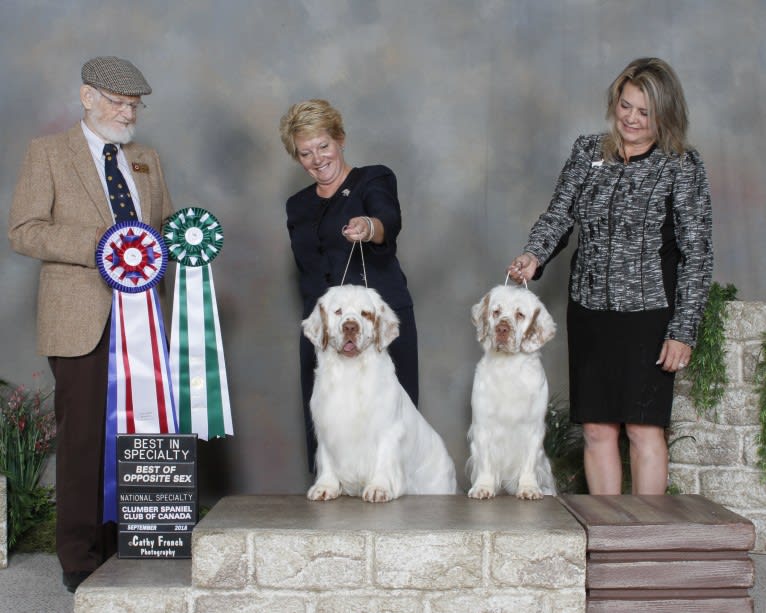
{"left": 96, "top": 121, "right": 135, "bottom": 145}
{"left": 87, "top": 109, "right": 136, "bottom": 145}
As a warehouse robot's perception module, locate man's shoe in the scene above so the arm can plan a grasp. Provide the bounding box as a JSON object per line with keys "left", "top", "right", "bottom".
{"left": 62, "top": 570, "right": 92, "bottom": 593}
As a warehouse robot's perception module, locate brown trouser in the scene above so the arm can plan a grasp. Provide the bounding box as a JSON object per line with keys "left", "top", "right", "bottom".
{"left": 48, "top": 323, "right": 116, "bottom": 573}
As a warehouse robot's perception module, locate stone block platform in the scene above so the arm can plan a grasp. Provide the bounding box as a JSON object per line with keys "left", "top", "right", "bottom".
{"left": 75, "top": 494, "right": 586, "bottom": 612}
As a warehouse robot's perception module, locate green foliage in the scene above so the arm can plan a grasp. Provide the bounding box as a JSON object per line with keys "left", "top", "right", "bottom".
{"left": 544, "top": 396, "right": 587, "bottom": 494}
{"left": 687, "top": 282, "right": 738, "bottom": 415}
{"left": 14, "top": 510, "right": 56, "bottom": 553}
{"left": 0, "top": 378, "right": 56, "bottom": 549}
{"left": 755, "top": 333, "right": 766, "bottom": 476}
{"left": 666, "top": 482, "right": 682, "bottom": 495}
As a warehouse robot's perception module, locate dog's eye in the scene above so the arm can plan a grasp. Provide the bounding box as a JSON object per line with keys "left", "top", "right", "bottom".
{"left": 361, "top": 310, "right": 374, "bottom": 322}
{"left": 334, "top": 308, "right": 342, "bottom": 316}
{"left": 492, "top": 309, "right": 501, "bottom": 318}
{"left": 515, "top": 311, "right": 525, "bottom": 321}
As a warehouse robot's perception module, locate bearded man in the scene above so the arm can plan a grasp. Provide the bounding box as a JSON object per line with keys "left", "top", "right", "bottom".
{"left": 8, "top": 56, "right": 174, "bottom": 592}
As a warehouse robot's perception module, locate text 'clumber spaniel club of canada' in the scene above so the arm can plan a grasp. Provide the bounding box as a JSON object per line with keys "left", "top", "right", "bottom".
{"left": 302, "top": 285, "right": 457, "bottom": 502}
{"left": 467, "top": 284, "right": 557, "bottom": 500}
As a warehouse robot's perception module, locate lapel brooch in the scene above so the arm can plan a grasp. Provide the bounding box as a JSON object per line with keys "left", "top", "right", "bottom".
{"left": 132, "top": 162, "right": 150, "bottom": 173}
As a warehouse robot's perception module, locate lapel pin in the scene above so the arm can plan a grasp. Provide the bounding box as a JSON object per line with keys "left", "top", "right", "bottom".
{"left": 132, "top": 162, "right": 150, "bottom": 173}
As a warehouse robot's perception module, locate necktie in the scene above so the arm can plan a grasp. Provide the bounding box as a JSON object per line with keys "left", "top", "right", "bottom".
{"left": 103, "top": 143, "right": 137, "bottom": 222}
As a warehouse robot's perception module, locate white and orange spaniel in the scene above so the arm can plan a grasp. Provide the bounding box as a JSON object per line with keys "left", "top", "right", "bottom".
{"left": 302, "top": 285, "right": 457, "bottom": 502}
{"left": 467, "top": 285, "right": 557, "bottom": 500}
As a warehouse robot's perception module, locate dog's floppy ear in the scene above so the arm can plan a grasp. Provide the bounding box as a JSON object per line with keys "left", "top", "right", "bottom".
{"left": 520, "top": 301, "right": 556, "bottom": 353}
{"left": 374, "top": 301, "right": 400, "bottom": 351}
{"left": 471, "top": 292, "right": 491, "bottom": 342}
{"left": 302, "top": 301, "right": 329, "bottom": 350}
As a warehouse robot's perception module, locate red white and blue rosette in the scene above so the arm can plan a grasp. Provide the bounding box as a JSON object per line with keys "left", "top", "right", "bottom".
{"left": 97, "top": 222, "right": 177, "bottom": 522}
{"left": 164, "top": 207, "right": 232, "bottom": 440}
{"left": 97, "top": 222, "right": 168, "bottom": 293}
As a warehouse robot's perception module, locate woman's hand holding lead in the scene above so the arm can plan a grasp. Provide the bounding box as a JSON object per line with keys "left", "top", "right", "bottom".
{"left": 507, "top": 252, "right": 539, "bottom": 283}
{"left": 343, "top": 216, "right": 379, "bottom": 244}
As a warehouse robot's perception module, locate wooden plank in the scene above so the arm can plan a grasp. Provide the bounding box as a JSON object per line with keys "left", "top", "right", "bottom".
{"left": 587, "top": 558, "right": 754, "bottom": 589}
{"left": 560, "top": 495, "right": 755, "bottom": 552}
{"left": 589, "top": 550, "right": 750, "bottom": 562}
{"left": 590, "top": 588, "right": 751, "bottom": 599}
{"left": 563, "top": 494, "right": 748, "bottom": 525}
{"left": 587, "top": 596, "right": 752, "bottom": 613}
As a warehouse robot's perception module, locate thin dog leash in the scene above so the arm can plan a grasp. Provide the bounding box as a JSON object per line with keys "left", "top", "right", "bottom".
{"left": 505, "top": 270, "right": 528, "bottom": 289}
{"left": 340, "top": 240, "right": 367, "bottom": 288}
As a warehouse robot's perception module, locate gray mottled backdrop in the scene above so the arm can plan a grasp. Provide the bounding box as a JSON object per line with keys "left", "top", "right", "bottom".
{"left": 2, "top": 0, "right": 764, "bottom": 499}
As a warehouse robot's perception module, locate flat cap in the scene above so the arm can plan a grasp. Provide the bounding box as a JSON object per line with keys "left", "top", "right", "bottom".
{"left": 81, "top": 56, "right": 152, "bottom": 96}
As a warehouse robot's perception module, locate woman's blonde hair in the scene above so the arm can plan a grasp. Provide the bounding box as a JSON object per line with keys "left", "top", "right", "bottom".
{"left": 279, "top": 99, "right": 345, "bottom": 160}
{"left": 602, "top": 57, "right": 689, "bottom": 162}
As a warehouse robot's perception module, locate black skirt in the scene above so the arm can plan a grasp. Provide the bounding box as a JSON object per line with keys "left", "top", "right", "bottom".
{"left": 567, "top": 299, "right": 676, "bottom": 427}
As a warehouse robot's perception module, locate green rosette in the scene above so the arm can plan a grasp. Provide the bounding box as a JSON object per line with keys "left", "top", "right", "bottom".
{"left": 163, "top": 207, "right": 223, "bottom": 267}
{"left": 164, "top": 208, "right": 232, "bottom": 440}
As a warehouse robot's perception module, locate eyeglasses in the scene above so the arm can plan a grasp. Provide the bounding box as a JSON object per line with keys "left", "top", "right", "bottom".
{"left": 97, "top": 89, "right": 146, "bottom": 112}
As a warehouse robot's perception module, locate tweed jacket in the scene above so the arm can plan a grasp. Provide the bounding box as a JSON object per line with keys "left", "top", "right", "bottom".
{"left": 8, "top": 123, "right": 174, "bottom": 357}
{"left": 525, "top": 134, "right": 713, "bottom": 347}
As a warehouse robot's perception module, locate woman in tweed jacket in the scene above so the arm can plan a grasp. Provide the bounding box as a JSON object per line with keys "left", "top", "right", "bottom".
{"left": 508, "top": 58, "right": 713, "bottom": 495}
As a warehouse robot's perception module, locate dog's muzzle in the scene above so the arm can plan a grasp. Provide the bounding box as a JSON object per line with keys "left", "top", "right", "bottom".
{"left": 341, "top": 318, "right": 361, "bottom": 356}
{"left": 495, "top": 320, "right": 511, "bottom": 342}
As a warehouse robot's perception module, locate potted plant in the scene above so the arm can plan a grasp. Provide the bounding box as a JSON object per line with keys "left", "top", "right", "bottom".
{"left": 0, "top": 376, "right": 56, "bottom": 550}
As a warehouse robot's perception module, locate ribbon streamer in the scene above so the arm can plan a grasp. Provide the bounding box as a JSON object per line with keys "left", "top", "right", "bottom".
{"left": 97, "top": 222, "right": 177, "bottom": 522}
{"left": 164, "top": 207, "right": 232, "bottom": 440}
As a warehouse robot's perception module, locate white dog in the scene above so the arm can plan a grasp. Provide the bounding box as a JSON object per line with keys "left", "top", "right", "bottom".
{"left": 302, "top": 285, "right": 457, "bottom": 502}
{"left": 467, "top": 285, "right": 557, "bottom": 500}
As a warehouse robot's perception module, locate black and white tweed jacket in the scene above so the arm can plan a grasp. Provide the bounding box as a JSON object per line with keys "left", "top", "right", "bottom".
{"left": 525, "top": 133, "right": 713, "bottom": 347}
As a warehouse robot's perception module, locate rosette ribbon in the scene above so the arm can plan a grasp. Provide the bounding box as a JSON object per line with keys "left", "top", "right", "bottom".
{"left": 96, "top": 222, "right": 177, "bottom": 522}
{"left": 164, "top": 208, "right": 233, "bottom": 440}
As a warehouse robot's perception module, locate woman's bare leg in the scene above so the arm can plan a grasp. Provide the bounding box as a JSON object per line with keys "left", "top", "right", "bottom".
{"left": 583, "top": 422, "right": 622, "bottom": 495}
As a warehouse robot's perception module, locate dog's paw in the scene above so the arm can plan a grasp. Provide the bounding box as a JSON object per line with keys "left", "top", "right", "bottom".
{"left": 362, "top": 485, "right": 392, "bottom": 503}
{"left": 307, "top": 483, "right": 341, "bottom": 501}
{"left": 516, "top": 482, "right": 543, "bottom": 500}
{"left": 467, "top": 484, "right": 497, "bottom": 499}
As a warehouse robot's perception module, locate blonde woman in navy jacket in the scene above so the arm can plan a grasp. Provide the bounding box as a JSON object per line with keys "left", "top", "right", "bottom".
{"left": 280, "top": 99, "right": 418, "bottom": 472}
{"left": 508, "top": 58, "right": 713, "bottom": 496}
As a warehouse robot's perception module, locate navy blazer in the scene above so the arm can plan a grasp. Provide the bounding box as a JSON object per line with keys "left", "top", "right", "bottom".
{"left": 286, "top": 165, "right": 413, "bottom": 317}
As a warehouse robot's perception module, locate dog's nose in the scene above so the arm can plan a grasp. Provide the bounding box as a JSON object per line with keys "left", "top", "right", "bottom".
{"left": 496, "top": 322, "right": 510, "bottom": 339}
{"left": 343, "top": 320, "right": 359, "bottom": 336}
